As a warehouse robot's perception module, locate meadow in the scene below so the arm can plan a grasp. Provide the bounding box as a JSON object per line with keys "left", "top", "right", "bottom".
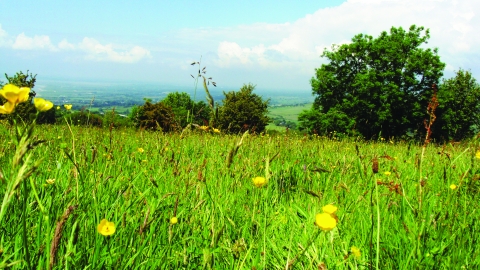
{"left": 1, "top": 121, "right": 479, "bottom": 269}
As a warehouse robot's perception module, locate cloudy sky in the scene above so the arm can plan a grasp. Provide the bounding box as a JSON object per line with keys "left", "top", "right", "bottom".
{"left": 0, "top": 0, "right": 478, "bottom": 92}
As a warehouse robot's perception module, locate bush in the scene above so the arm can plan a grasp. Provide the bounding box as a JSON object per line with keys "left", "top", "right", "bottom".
{"left": 217, "top": 83, "right": 270, "bottom": 134}
{"left": 162, "top": 92, "right": 211, "bottom": 127}
{"left": 132, "top": 100, "right": 177, "bottom": 131}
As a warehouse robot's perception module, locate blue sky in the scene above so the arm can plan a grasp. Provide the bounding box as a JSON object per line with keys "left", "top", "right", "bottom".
{"left": 1, "top": 0, "right": 479, "bottom": 92}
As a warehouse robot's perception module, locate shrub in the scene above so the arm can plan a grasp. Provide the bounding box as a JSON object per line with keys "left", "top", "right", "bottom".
{"left": 162, "top": 92, "right": 211, "bottom": 127}
{"left": 217, "top": 83, "right": 270, "bottom": 134}
{"left": 132, "top": 100, "right": 177, "bottom": 131}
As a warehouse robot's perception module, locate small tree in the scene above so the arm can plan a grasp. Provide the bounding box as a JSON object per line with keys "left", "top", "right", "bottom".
{"left": 132, "top": 100, "right": 177, "bottom": 131}
{"left": 162, "top": 92, "right": 211, "bottom": 127}
{"left": 217, "top": 83, "right": 270, "bottom": 133}
{"left": 433, "top": 69, "right": 480, "bottom": 141}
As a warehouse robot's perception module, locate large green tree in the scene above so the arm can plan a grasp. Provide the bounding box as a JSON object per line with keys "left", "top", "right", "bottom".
{"left": 217, "top": 83, "right": 270, "bottom": 134}
{"left": 433, "top": 69, "right": 480, "bottom": 141}
{"left": 299, "top": 25, "right": 445, "bottom": 139}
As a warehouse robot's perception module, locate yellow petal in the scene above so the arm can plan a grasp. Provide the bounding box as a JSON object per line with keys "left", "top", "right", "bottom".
{"left": 97, "top": 219, "right": 116, "bottom": 236}
{"left": 315, "top": 213, "right": 337, "bottom": 231}
{"left": 34, "top": 98, "right": 54, "bottom": 112}
{"left": 252, "top": 176, "right": 267, "bottom": 188}
{"left": 0, "top": 84, "right": 30, "bottom": 104}
{"left": 351, "top": 246, "right": 361, "bottom": 258}
{"left": 0, "top": 102, "right": 15, "bottom": 114}
{"left": 322, "top": 204, "right": 338, "bottom": 214}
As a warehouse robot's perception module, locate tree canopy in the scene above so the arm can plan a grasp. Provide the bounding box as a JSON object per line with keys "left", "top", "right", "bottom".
{"left": 217, "top": 84, "right": 270, "bottom": 134}
{"left": 433, "top": 69, "right": 480, "bottom": 141}
{"left": 162, "top": 92, "right": 211, "bottom": 128}
{"left": 300, "top": 25, "right": 445, "bottom": 139}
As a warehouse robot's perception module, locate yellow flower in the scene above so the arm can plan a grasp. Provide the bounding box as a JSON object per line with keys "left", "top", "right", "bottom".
{"left": 252, "top": 176, "right": 267, "bottom": 188}
{"left": 351, "top": 246, "right": 361, "bottom": 258}
{"left": 0, "top": 101, "right": 15, "bottom": 114}
{"left": 322, "top": 204, "right": 338, "bottom": 215}
{"left": 138, "top": 148, "right": 144, "bottom": 153}
{"left": 46, "top": 179, "right": 55, "bottom": 185}
{"left": 199, "top": 125, "right": 209, "bottom": 131}
{"left": 315, "top": 212, "right": 337, "bottom": 231}
{"left": 0, "top": 84, "right": 30, "bottom": 105}
{"left": 383, "top": 171, "right": 391, "bottom": 176}
{"left": 56, "top": 106, "right": 60, "bottom": 110}
{"left": 97, "top": 219, "right": 116, "bottom": 236}
{"left": 449, "top": 184, "right": 457, "bottom": 190}
{"left": 170, "top": 216, "right": 178, "bottom": 225}
{"left": 64, "top": 104, "right": 72, "bottom": 110}
{"left": 34, "top": 98, "right": 54, "bottom": 112}
{"left": 213, "top": 128, "right": 220, "bottom": 133}
{"left": 476, "top": 150, "right": 480, "bottom": 159}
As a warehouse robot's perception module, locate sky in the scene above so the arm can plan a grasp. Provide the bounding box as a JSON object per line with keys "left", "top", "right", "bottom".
{"left": 0, "top": 0, "right": 479, "bottom": 92}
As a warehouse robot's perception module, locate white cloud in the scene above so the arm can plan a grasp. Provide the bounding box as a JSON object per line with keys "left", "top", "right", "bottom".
{"left": 2, "top": 29, "right": 151, "bottom": 63}
{"left": 58, "top": 39, "right": 75, "bottom": 50}
{"left": 0, "top": 24, "right": 8, "bottom": 46}
{"left": 78, "top": 37, "right": 151, "bottom": 63}
{"left": 213, "top": 0, "right": 480, "bottom": 78}
{"left": 12, "top": 33, "right": 57, "bottom": 51}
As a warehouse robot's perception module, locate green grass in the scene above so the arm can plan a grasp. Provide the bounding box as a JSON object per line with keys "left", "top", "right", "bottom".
{"left": 1, "top": 123, "right": 480, "bottom": 269}
{"left": 268, "top": 103, "right": 312, "bottom": 123}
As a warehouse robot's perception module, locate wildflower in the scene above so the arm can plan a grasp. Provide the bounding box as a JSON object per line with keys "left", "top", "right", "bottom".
{"left": 137, "top": 148, "right": 144, "bottom": 153}
{"left": 34, "top": 98, "right": 54, "bottom": 112}
{"left": 252, "top": 176, "right": 267, "bottom": 188}
{"left": 213, "top": 128, "right": 220, "bottom": 133}
{"left": 351, "top": 246, "right": 361, "bottom": 258}
{"left": 170, "top": 216, "right": 178, "bottom": 225}
{"left": 199, "top": 125, "right": 209, "bottom": 131}
{"left": 383, "top": 171, "right": 391, "bottom": 176}
{"left": 315, "top": 212, "right": 337, "bottom": 231}
{"left": 476, "top": 150, "right": 480, "bottom": 159}
{"left": 56, "top": 106, "right": 60, "bottom": 110}
{"left": 97, "top": 219, "right": 116, "bottom": 236}
{"left": 46, "top": 179, "right": 55, "bottom": 185}
{"left": 64, "top": 104, "right": 72, "bottom": 110}
{"left": 449, "top": 184, "right": 457, "bottom": 190}
{"left": 0, "top": 101, "right": 15, "bottom": 114}
{"left": 322, "top": 204, "right": 338, "bottom": 215}
{"left": 0, "top": 84, "right": 30, "bottom": 105}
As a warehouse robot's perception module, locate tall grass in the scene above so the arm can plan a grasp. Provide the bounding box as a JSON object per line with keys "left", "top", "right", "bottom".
{"left": 0, "top": 123, "right": 479, "bottom": 269}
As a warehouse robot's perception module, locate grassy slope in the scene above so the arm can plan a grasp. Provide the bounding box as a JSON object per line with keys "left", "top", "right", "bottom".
{"left": 1, "top": 123, "right": 479, "bottom": 269}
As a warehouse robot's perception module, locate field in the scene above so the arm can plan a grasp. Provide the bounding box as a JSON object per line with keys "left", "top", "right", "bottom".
{"left": 34, "top": 79, "right": 315, "bottom": 119}
{"left": 267, "top": 103, "right": 312, "bottom": 131}
{"left": 1, "top": 121, "right": 479, "bottom": 269}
